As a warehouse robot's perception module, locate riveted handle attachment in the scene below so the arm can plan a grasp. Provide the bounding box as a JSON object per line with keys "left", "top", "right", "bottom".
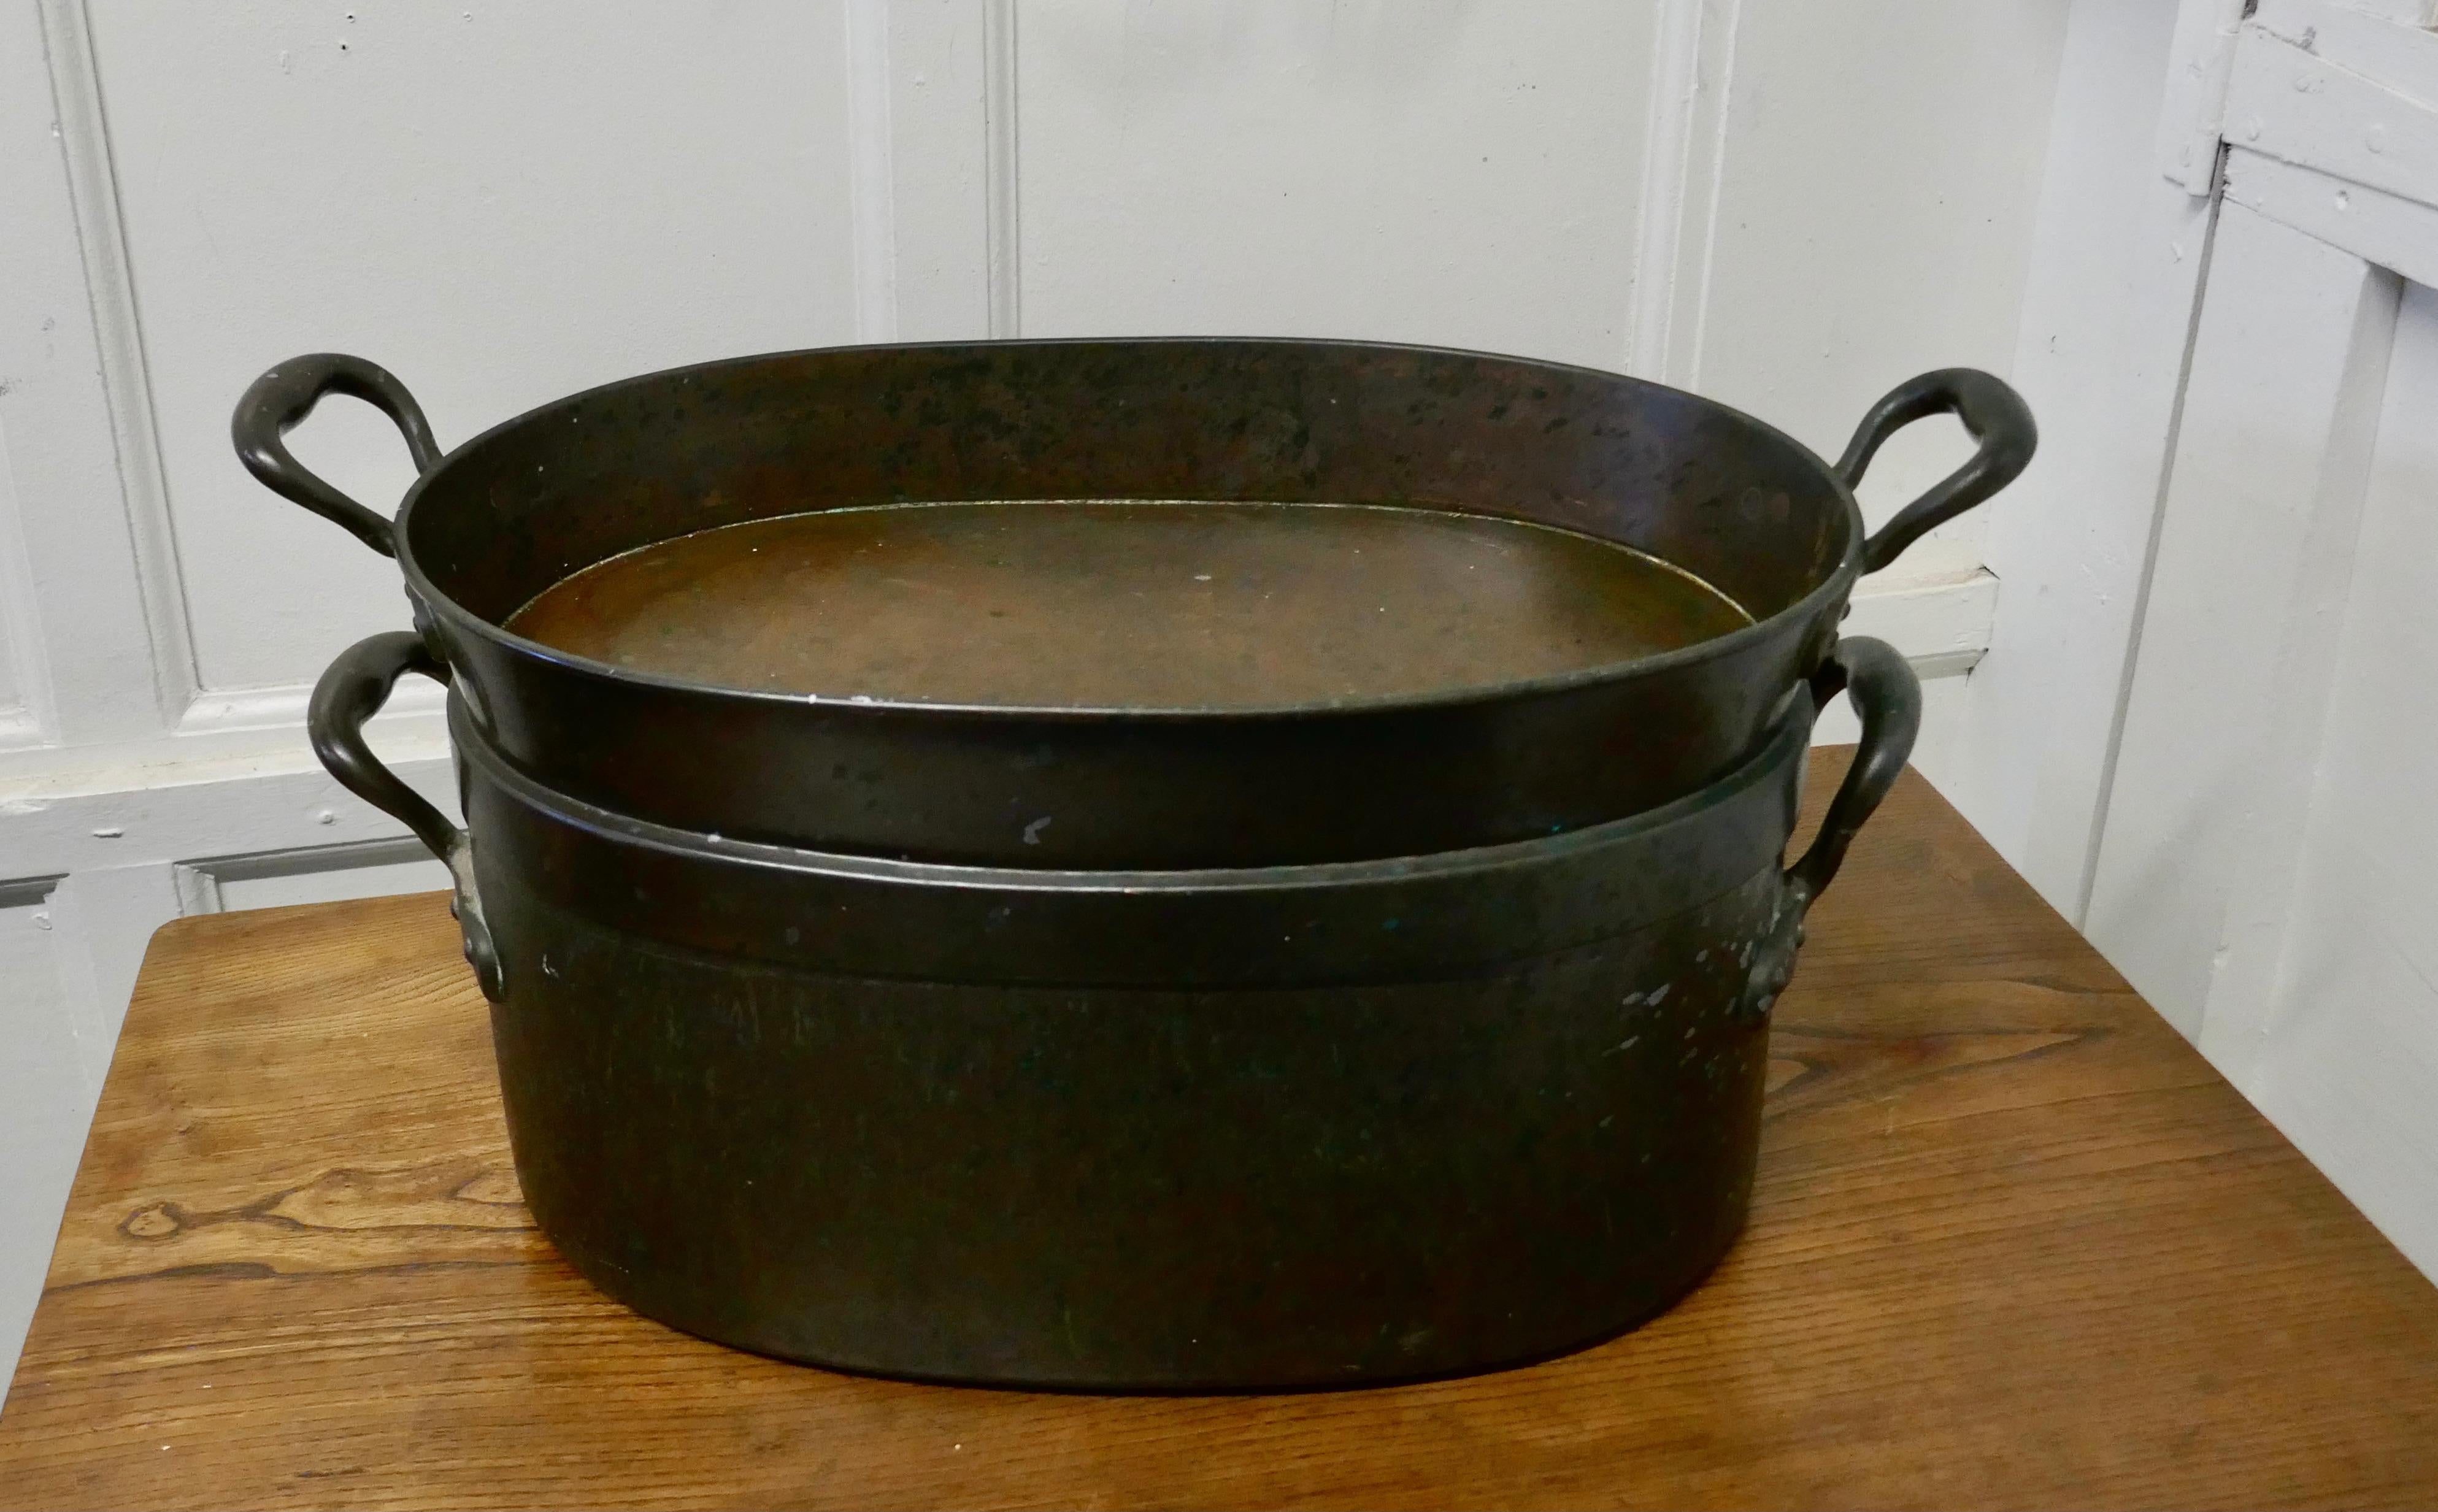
{"left": 234, "top": 353, "right": 442, "bottom": 558}
{"left": 1837, "top": 368, "right": 2036, "bottom": 575}
{"left": 1739, "top": 637, "right": 1921, "bottom": 1019}
{"left": 309, "top": 631, "right": 501, "bottom": 1000}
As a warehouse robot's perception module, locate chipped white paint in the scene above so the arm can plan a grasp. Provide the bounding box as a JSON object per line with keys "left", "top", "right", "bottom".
{"left": 2228, "top": 147, "right": 2438, "bottom": 291}
{"left": 2158, "top": 0, "right": 2249, "bottom": 194}
{"left": 2228, "top": 7, "right": 2438, "bottom": 211}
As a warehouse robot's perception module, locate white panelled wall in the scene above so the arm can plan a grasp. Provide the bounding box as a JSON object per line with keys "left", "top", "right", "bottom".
{"left": 1950, "top": 0, "right": 2438, "bottom": 1289}
{"left": 2, "top": 0, "right": 2090, "bottom": 1393}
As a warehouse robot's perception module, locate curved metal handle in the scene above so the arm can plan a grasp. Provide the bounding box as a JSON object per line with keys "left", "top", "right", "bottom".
{"left": 1836, "top": 368, "right": 2036, "bottom": 575}
{"left": 1739, "top": 636, "right": 1922, "bottom": 1019}
{"left": 233, "top": 354, "right": 442, "bottom": 558}
{"left": 309, "top": 631, "right": 501, "bottom": 999}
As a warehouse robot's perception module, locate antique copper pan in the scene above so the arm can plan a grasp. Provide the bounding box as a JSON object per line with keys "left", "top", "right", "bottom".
{"left": 236, "top": 340, "right": 2029, "bottom": 873}
{"left": 239, "top": 339, "right": 2021, "bottom": 1387}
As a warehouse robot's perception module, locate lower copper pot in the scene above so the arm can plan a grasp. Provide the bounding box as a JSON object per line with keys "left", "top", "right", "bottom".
{"left": 305, "top": 632, "right": 1917, "bottom": 1389}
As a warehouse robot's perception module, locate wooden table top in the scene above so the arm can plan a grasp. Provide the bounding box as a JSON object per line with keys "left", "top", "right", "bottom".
{"left": 4, "top": 753, "right": 2435, "bottom": 1510}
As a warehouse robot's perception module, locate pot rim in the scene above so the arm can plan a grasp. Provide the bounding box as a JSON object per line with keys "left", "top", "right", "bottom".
{"left": 394, "top": 335, "right": 1864, "bottom": 723}
{"left": 456, "top": 673, "right": 1816, "bottom": 896}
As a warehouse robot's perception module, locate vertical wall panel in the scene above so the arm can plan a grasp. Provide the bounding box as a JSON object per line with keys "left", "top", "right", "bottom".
{"left": 1013, "top": 0, "right": 1655, "bottom": 370}
{"left": 2225, "top": 281, "right": 2438, "bottom": 1273}
{"left": 85, "top": 1, "right": 865, "bottom": 694}
{"left": 1944, "top": 0, "right": 2216, "bottom": 920}
{"left": 2086, "top": 204, "right": 2396, "bottom": 1037}
{"left": 1694, "top": 0, "right": 2071, "bottom": 578}
{"left": 0, "top": 427, "right": 37, "bottom": 742}
{"left": 0, "top": 0, "right": 175, "bottom": 747}
{"left": 884, "top": 0, "right": 996, "bottom": 340}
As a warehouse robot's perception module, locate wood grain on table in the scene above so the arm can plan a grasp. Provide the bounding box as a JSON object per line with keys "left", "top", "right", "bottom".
{"left": 2, "top": 755, "right": 2434, "bottom": 1510}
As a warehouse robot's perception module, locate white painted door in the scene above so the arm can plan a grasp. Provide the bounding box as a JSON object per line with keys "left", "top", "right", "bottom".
{"left": 2087, "top": 0, "right": 2438, "bottom": 1273}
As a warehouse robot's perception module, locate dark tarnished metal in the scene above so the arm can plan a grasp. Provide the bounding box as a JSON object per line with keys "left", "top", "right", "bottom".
{"left": 260, "top": 337, "right": 1967, "bottom": 1388}
{"left": 288, "top": 636, "right": 1919, "bottom": 1390}
{"left": 306, "top": 632, "right": 501, "bottom": 1000}
{"left": 234, "top": 353, "right": 440, "bottom": 558}
{"left": 1836, "top": 367, "right": 2038, "bottom": 574}
{"left": 238, "top": 341, "right": 2029, "bottom": 868}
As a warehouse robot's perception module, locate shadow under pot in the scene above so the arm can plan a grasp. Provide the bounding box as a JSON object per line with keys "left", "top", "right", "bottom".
{"left": 304, "top": 628, "right": 1920, "bottom": 1390}
{"left": 237, "top": 339, "right": 2029, "bottom": 868}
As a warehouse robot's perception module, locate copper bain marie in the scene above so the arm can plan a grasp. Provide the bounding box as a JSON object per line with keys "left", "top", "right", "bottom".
{"left": 239, "top": 339, "right": 2031, "bottom": 1388}
{"left": 239, "top": 340, "right": 2031, "bottom": 869}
